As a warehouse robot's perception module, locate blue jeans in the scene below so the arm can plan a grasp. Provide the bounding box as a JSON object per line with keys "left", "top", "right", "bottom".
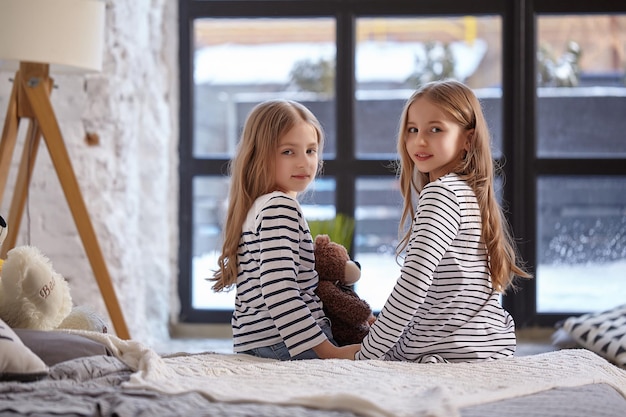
{"left": 241, "top": 319, "right": 336, "bottom": 360}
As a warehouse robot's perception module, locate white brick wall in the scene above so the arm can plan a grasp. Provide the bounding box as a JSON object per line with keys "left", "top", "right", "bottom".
{"left": 0, "top": 0, "right": 179, "bottom": 346}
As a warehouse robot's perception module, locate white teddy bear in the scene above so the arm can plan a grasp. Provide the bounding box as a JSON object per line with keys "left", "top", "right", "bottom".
{"left": 0, "top": 215, "right": 107, "bottom": 333}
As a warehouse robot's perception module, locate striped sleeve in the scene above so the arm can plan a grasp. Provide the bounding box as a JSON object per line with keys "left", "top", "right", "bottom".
{"left": 255, "top": 196, "right": 326, "bottom": 356}
{"left": 356, "top": 181, "right": 461, "bottom": 360}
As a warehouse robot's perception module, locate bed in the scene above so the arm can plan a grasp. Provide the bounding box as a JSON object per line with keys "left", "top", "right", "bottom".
{"left": 2, "top": 318, "right": 626, "bottom": 417}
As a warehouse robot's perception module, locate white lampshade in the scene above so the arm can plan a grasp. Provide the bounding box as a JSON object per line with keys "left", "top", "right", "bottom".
{"left": 0, "top": 0, "right": 105, "bottom": 73}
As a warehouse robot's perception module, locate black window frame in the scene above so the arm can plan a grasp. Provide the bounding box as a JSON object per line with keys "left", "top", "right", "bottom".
{"left": 178, "top": 0, "right": 626, "bottom": 327}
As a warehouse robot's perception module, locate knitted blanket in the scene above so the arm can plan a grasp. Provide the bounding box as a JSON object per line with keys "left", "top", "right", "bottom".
{"left": 69, "top": 331, "right": 626, "bottom": 417}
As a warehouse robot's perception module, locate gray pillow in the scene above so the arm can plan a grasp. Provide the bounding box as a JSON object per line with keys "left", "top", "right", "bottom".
{"left": 0, "top": 318, "right": 48, "bottom": 382}
{"left": 14, "top": 329, "right": 113, "bottom": 366}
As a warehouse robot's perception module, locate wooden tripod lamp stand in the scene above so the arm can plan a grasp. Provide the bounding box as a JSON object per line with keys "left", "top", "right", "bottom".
{"left": 0, "top": 0, "right": 130, "bottom": 339}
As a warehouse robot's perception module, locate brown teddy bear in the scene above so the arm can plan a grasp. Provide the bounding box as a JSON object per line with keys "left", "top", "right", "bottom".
{"left": 314, "top": 234, "right": 375, "bottom": 346}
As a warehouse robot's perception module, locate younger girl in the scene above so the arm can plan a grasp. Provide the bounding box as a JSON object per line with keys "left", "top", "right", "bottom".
{"left": 211, "top": 99, "right": 360, "bottom": 361}
{"left": 356, "top": 80, "right": 531, "bottom": 363}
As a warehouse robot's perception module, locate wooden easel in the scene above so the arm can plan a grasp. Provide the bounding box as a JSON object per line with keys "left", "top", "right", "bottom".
{"left": 0, "top": 62, "right": 130, "bottom": 340}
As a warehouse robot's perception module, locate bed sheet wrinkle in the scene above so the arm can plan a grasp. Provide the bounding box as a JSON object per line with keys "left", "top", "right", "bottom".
{"left": 17, "top": 331, "right": 626, "bottom": 417}
{"left": 123, "top": 349, "right": 626, "bottom": 417}
{"left": 0, "top": 378, "right": 110, "bottom": 416}
{"left": 47, "top": 355, "right": 131, "bottom": 384}
{"left": 0, "top": 376, "right": 365, "bottom": 417}
{"left": 460, "top": 383, "right": 626, "bottom": 417}
{"left": 101, "top": 391, "right": 364, "bottom": 417}
{"left": 0, "top": 354, "right": 132, "bottom": 416}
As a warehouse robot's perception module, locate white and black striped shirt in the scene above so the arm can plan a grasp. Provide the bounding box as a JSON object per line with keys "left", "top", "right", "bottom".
{"left": 356, "top": 173, "right": 516, "bottom": 363}
{"left": 232, "top": 192, "right": 328, "bottom": 357}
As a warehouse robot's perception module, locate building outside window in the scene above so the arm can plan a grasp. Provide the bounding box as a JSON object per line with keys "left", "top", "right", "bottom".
{"left": 178, "top": 1, "right": 626, "bottom": 326}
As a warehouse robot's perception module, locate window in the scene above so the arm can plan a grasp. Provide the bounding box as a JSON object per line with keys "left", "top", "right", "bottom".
{"left": 351, "top": 15, "right": 503, "bottom": 310}
{"left": 533, "top": 13, "right": 626, "bottom": 319}
{"left": 186, "top": 16, "right": 337, "bottom": 321}
{"left": 178, "top": 0, "right": 626, "bottom": 327}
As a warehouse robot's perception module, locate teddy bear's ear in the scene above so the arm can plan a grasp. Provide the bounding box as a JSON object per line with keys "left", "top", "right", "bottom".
{"left": 314, "top": 234, "right": 330, "bottom": 246}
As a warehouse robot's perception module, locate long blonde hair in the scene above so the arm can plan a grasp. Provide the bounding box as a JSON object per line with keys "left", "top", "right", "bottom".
{"left": 211, "top": 99, "right": 325, "bottom": 292}
{"left": 396, "top": 80, "right": 530, "bottom": 292}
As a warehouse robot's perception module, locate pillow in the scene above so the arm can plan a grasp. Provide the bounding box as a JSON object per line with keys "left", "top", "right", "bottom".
{"left": 562, "top": 304, "right": 626, "bottom": 368}
{"left": 13, "top": 329, "right": 114, "bottom": 366}
{"left": 551, "top": 327, "right": 581, "bottom": 350}
{"left": 0, "top": 318, "right": 49, "bottom": 382}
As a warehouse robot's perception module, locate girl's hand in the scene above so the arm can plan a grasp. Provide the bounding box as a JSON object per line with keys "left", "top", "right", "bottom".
{"left": 341, "top": 343, "right": 362, "bottom": 360}
{"left": 313, "top": 340, "right": 361, "bottom": 360}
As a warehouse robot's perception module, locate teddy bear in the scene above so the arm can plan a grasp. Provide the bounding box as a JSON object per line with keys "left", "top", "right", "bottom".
{"left": 314, "top": 234, "right": 375, "bottom": 346}
{"left": 0, "top": 215, "right": 108, "bottom": 333}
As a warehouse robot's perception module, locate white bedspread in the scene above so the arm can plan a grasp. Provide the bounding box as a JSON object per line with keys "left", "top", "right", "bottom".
{"left": 69, "top": 330, "right": 626, "bottom": 417}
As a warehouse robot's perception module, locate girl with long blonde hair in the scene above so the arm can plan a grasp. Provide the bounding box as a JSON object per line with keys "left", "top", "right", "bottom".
{"left": 356, "top": 80, "right": 531, "bottom": 363}
{"left": 211, "top": 99, "right": 360, "bottom": 360}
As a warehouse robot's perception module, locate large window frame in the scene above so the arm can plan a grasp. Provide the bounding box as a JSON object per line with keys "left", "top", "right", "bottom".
{"left": 514, "top": 0, "right": 626, "bottom": 327}
{"left": 178, "top": 0, "right": 626, "bottom": 327}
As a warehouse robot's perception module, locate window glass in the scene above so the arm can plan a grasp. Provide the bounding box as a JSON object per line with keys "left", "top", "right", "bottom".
{"left": 536, "top": 15, "right": 626, "bottom": 158}
{"left": 193, "top": 18, "right": 336, "bottom": 158}
{"left": 301, "top": 178, "right": 337, "bottom": 221}
{"left": 354, "top": 175, "right": 504, "bottom": 312}
{"left": 354, "top": 16, "right": 503, "bottom": 158}
{"left": 354, "top": 177, "right": 403, "bottom": 311}
{"left": 192, "top": 177, "right": 336, "bottom": 311}
{"left": 192, "top": 176, "right": 232, "bottom": 310}
{"left": 536, "top": 176, "right": 626, "bottom": 313}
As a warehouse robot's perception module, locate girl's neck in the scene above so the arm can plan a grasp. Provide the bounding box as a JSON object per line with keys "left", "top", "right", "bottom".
{"left": 274, "top": 188, "right": 297, "bottom": 199}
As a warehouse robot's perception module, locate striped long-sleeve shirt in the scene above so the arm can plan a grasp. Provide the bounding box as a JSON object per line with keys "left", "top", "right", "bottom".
{"left": 232, "top": 192, "right": 328, "bottom": 357}
{"left": 356, "top": 173, "right": 516, "bottom": 362}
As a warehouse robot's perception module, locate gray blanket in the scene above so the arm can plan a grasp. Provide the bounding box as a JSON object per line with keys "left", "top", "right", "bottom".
{"left": 1, "top": 355, "right": 625, "bottom": 417}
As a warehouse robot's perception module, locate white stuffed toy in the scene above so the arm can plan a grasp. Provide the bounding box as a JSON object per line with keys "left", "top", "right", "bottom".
{"left": 0, "top": 215, "right": 107, "bottom": 333}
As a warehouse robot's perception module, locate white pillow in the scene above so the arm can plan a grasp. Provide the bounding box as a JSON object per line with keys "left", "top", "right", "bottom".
{"left": 562, "top": 304, "right": 626, "bottom": 368}
{"left": 0, "top": 318, "right": 49, "bottom": 381}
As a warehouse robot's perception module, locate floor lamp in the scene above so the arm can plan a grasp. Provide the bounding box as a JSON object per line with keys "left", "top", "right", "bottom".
{"left": 0, "top": 0, "right": 130, "bottom": 339}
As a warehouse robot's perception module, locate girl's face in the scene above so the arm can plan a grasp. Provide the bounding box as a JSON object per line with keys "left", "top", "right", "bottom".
{"left": 274, "top": 121, "right": 319, "bottom": 198}
{"left": 405, "top": 97, "right": 471, "bottom": 182}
